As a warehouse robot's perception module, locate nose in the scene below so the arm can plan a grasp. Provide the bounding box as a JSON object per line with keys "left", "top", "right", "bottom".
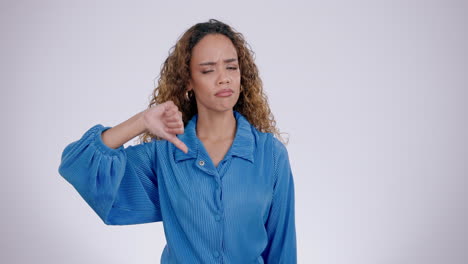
{"left": 217, "top": 69, "right": 231, "bottom": 85}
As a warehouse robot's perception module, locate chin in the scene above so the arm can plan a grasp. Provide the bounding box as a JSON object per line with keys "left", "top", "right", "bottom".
{"left": 204, "top": 104, "right": 236, "bottom": 113}
{"left": 214, "top": 106, "right": 236, "bottom": 113}
{"left": 197, "top": 96, "right": 239, "bottom": 113}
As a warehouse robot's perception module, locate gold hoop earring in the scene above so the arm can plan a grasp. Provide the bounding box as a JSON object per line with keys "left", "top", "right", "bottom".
{"left": 185, "top": 90, "right": 193, "bottom": 101}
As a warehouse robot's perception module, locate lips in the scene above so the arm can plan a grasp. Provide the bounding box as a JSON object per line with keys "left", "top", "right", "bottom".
{"left": 215, "top": 88, "right": 234, "bottom": 97}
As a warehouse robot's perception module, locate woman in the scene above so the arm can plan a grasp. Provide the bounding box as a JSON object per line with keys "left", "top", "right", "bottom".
{"left": 59, "top": 19, "right": 296, "bottom": 263}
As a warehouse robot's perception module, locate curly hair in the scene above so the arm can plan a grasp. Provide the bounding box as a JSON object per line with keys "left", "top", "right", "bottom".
{"left": 137, "top": 19, "right": 288, "bottom": 145}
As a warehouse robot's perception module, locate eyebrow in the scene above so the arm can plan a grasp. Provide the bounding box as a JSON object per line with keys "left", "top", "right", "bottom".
{"left": 198, "top": 58, "right": 238, "bottom": 66}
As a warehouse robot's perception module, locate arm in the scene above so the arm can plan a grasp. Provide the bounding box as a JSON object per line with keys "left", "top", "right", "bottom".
{"left": 58, "top": 122, "right": 162, "bottom": 225}
{"left": 58, "top": 101, "right": 187, "bottom": 225}
{"left": 100, "top": 110, "right": 147, "bottom": 149}
{"left": 262, "top": 137, "right": 297, "bottom": 263}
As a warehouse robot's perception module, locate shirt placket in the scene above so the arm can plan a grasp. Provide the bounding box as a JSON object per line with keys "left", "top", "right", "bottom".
{"left": 195, "top": 154, "right": 230, "bottom": 263}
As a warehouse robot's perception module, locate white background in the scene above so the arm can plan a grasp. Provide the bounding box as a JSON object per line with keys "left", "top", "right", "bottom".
{"left": 1, "top": 0, "right": 467, "bottom": 263}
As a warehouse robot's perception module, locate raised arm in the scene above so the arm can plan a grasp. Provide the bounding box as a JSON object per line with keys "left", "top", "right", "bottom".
{"left": 102, "top": 101, "right": 188, "bottom": 153}
{"left": 58, "top": 101, "right": 188, "bottom": 225}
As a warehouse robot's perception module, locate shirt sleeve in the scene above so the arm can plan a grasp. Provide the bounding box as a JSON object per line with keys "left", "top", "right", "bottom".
{"left": 58, "top": 124, "right": 163, "bottom": 225}
{"left": 262, "top": 136, "right": 297, "bottom": 263}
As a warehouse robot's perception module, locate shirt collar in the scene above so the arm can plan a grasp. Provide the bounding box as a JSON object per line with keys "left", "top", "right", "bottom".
{"left": 174, "top": 110, "right": 254, "bottom": 163}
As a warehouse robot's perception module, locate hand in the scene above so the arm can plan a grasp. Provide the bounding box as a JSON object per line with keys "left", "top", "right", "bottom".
{"left": 142, "top": 100, "right": 189, "bottom": 154}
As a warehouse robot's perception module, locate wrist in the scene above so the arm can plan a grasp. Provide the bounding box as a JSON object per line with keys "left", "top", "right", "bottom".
{"left": 137, "top": 110, "right": 149, "bottom": 134}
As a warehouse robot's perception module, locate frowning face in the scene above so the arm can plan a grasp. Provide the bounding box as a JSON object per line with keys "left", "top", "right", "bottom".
{"left": 187, "top": 34, "right": 241, "bottom": 114}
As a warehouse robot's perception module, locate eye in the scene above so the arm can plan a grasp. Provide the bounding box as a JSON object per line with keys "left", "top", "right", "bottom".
{"left": 228, "top": 66, "right": 238, "bottom": 70}
{"left": 201, "top": 70, "right": 213, "bottom": 74}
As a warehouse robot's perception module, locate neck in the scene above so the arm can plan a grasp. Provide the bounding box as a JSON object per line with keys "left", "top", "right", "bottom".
{"left": 196, "top": 109, "right": 236, "bottom": 142}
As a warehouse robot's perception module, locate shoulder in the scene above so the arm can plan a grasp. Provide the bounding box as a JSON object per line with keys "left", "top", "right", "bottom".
{"left": 251, "top": 126, "right": 288, "bottom": 160}
{"left": 270, "top": 134, "right": 289, "bottom": 170}
{"left": 249, "top": 125, "right": 271, "bottom": 150}
{"left": 271, "top": 134, "right": 287, "bottom": 154}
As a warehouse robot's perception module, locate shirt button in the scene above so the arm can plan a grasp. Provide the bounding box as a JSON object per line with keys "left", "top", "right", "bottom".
{"left": 215, "top": 214, "right": 222, "bottom": 221}
{"left": 198, "top": 160, "right": 205, "bottom": 166}
{"left": 213, "top": 251, "right": 219, "bottom": 258}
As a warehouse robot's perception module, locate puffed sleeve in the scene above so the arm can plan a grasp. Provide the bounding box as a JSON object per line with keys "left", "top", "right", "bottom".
{"left": 262, "top": 137, "right": 297, "bottom": 263}
{"left": 58, "top": 124, "right": 162, "bottom": 225}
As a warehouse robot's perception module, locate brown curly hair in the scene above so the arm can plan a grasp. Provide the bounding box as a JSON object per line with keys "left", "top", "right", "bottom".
{"left": 137, "top": 19, "right": 288, "bottom": 145}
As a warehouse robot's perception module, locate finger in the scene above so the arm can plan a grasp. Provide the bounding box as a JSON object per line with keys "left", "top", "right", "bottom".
{"left": 165, "top": 121, "right": 184, "bottom": 128}
{"left": 163, "top": 105, "right": 176, "bottom": 115}
{"left": 165, "top": 100, "right": 175, "bottom": 107}
{"left": 168, "top": 135, "right": 189, "bottom": 154}
{"left": 162, "top": 101, "right": 177, "bottom": 113}
{"left": 164, "top": 107, "right": 179, "bottom": 117}
{"left": 165, "top": 114, "right": 181, "bottom": 122}
{"left": 161, "top": 101, "right": 173, "bottom": 111}
{"left": 165, "top": 127, "right": 184, "bottom": 134}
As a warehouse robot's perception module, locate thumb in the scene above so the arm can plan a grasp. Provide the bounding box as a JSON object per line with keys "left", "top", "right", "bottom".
{"left": 167, "top": 134, "right": 189, "bottom": 154}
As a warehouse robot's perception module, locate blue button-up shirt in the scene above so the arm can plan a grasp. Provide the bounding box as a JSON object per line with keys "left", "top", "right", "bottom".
{"left": 59, "top": 110, "right": 297, "bottom": 263}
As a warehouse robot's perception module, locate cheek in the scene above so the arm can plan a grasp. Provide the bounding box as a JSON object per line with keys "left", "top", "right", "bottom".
{"left": 191, "top": 76, "right": 210, "bottom": 89}
{"left": 193, "top": 80, "right": 213, "bottom": 97}
{"left": 232, "top": 71, "right": 241, "bottom": 82}
{"left": 197, "top": 73, "right": 216, "bottom": 82}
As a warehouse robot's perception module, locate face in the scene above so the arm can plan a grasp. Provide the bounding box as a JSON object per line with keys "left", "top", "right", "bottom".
{"left": 187, "top": 34, "right": 241, "bottom": 114}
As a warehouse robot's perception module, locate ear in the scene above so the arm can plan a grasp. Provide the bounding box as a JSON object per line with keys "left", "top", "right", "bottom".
{"left": 187, "top": 78, "right": 193, "bottom": 91}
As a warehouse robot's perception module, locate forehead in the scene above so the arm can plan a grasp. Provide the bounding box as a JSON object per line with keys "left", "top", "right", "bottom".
{"left": 191, "top": 34, "right": 238, "bottom": 63}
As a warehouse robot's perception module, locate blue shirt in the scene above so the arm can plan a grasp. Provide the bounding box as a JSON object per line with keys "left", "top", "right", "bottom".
{"left": 58, "top": 110, "right": 297, "bottom": 263}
